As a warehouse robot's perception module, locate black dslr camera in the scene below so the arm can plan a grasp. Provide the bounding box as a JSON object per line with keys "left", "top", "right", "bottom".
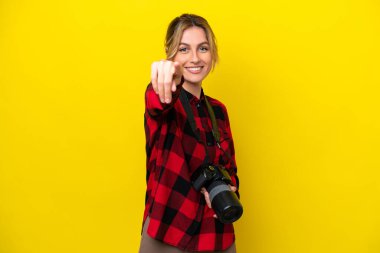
{"left": 191, "top": 164, "right": 243, "bottom": 224}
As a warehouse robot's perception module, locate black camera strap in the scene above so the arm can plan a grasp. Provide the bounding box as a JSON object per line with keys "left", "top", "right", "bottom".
{"left": 179, "top": 88, "right": 234, "bottom": 165}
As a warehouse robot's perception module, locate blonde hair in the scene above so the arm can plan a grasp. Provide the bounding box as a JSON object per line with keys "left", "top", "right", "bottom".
{"left": 165, "top": 14, "right": 218, "bottom": 69}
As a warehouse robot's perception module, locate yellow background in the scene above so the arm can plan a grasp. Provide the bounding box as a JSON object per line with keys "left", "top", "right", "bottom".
{"left": 1, "top": 0, "right": 379, "bottom": 252}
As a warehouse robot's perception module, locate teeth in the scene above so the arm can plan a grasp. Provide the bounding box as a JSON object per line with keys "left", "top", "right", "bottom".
{"left": 187, "top": 67, "right": 201, "bottom": 71}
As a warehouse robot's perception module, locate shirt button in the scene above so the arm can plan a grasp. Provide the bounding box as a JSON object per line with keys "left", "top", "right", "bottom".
{"left": 207, "top": 142, "right": 213, "bottom": 146}
{"left": 196, "top": 103, "right": 201, "bottom": 108}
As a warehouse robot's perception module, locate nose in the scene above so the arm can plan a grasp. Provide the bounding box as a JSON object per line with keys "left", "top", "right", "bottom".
{"left": 190, "top": 49, "right": 200, "bottom": 63}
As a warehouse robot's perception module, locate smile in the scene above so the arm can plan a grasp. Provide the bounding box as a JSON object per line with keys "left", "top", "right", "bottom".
{"left": 185, "top": 66, "right": 203, "bottom": 74}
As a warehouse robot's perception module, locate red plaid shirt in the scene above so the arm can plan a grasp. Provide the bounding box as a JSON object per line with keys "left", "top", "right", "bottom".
{"left": 143, "top": 81, "right": 240, "bottom": 252}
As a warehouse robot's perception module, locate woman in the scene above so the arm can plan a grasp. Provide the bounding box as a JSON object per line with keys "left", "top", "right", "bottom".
{"left": 139, "top": 14, "right": 240, "bottom": 253}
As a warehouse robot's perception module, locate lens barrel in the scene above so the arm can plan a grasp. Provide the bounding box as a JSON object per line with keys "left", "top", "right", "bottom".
{"left": 207, "top": 181, "right": 243, "bottom": 224}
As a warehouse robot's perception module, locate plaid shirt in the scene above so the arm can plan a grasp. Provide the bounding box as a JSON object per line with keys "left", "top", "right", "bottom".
{"left": 143, "top": 81, "right": 240, "bottom": 252}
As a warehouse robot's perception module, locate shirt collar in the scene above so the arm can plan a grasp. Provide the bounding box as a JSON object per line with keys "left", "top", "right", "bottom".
{"left": 183, "top": 88, "right": 205, "bottom": 105}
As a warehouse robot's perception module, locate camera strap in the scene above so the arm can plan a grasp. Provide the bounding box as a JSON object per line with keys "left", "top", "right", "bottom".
{"left": 203, "top": 97, "right": 234, "bottom": 164}
{"left": 179, "top": 88, "right": 234, "bottom": 165}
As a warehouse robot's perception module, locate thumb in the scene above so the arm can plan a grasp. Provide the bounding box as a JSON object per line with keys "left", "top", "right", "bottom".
{"left": 172, "top": 61, "right": 182, "bottom": 76}
{"left": 171, "top": 61, "right": 180, "bottom": 74}
{"left": 171, "top": 80, "right": 177, "bottom": 92}
{"left": 172, "top": 63, "right": 183, "bottom": 86}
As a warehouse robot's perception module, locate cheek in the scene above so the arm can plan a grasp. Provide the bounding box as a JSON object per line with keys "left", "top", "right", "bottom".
{"left": 173, "top": 54, "right": 186, "bottom": 64}
{"left": 203, "top": 55, "right": 212, "bottom": 69}
{"left": 204, "top": 65, "right": 212, "bottom": 76}
{"left": 202, "top": 53, "right": 212, "bottom": 64}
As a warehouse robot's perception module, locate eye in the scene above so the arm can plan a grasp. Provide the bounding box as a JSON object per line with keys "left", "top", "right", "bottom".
{"left": 178, "top": 47, "right": 188, "bottom": 53}
{"left": 199, "top": 46, "right": 209, "bottom": 52}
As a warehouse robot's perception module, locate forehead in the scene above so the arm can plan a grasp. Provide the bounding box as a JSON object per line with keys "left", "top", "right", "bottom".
{"left": 180, "top": 26, "right": 208, "bottom": 44}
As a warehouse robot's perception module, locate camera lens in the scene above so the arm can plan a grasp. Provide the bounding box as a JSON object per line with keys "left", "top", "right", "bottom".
{"left": 221, "top": 206, "right": 242, "bottom": 223}
{"left": 207, "top": 181, "right": 243, "bottom": 224}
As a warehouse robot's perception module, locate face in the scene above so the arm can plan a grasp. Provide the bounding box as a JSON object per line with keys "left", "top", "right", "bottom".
{"left": 173, "top": 26, "right": 212, "bottom": 86}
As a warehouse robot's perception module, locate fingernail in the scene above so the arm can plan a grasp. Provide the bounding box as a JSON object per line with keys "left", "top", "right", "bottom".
{"left": 165, "top": 98, "right": 171, "bottom": 103}
{"left": 160, "top": 99, "right": 164, "bottom": 103}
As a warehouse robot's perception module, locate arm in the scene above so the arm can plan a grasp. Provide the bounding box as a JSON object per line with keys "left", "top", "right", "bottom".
{"left": 202, "top": 105, "right": 240, "bottom": 214}
{"left": 224, "top": 107, "right": 240, "bottom": 198}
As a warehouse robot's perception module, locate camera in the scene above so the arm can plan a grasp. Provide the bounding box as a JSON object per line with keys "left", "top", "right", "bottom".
{"left": 191, "top": 164, "right": 243, "bottom": 224}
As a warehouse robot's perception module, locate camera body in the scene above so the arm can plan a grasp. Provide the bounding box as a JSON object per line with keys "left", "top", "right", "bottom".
{"left": 191, "top": 164, "right": 243, "bottom": 224}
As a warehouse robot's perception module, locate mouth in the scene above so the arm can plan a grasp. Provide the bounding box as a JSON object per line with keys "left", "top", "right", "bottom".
{"left": 185, "top": 66, "right": 204, "bottom": 74}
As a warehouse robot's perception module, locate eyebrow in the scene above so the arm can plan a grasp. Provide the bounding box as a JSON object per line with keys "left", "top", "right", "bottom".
{"left": 179, "top": 41, "right": 209, "bottom": 46}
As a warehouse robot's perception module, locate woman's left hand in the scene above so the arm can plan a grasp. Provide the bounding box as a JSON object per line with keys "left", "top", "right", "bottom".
{"left": 200, "top": 185, "right": 237, "bottom": 218}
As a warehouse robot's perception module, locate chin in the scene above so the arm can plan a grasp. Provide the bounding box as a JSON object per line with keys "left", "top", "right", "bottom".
{"left": 183, "top": 74, "right": 207, "bottom": 85}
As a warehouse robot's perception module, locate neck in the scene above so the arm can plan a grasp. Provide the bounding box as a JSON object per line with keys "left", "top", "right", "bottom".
{"left": 183, "top": 81, "right": 202, "bottom": 99}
